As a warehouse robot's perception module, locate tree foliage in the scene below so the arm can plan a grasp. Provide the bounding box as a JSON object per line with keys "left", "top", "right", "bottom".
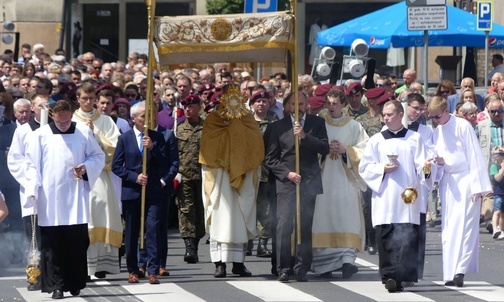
{"left": 206, "top": 0, "right": 291, "bottom": 15}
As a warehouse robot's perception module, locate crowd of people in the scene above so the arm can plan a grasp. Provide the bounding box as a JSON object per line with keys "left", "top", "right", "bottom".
{"left": 0, "top": 44, "right": 500, "bottom": 298}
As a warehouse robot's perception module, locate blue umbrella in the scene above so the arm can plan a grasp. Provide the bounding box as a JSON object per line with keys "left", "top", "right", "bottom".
{"left": 318, "top": 1, "right": 504, "bottom": 49}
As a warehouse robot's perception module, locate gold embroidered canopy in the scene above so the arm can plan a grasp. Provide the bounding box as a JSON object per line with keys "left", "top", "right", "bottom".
{"left": 154, "top": 11, "right": 294, "bottom": 66}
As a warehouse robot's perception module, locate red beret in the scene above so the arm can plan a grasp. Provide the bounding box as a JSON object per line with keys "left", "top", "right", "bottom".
{"left": 205, "top": 92, "right": 222, "bottom": 112}
{"left": 113, "top": 98, "right": 131, "bottom": 110}
{"left": 365, "top": 87, "right": 387, "bottom": 99}
{"left": 375, "top": 93, "right": 396, "bottom": 107}
{"left": 331, "top": 85, "right": 345, "bottom": 93}
{"left": 308, "top": 96, "right": 326, "bottom": 109}
{"left": 250, "top": 91, "right": 270, "bottom": 105}
{"left": 198, "top": 83, "right": 216, "bottom": 94}
{"left": 313, "top": 84, "right": 332, "bottom": 97}
{"left": 59, "top": 82, "right": 77, "bottom": 94}
{"left": 346, "top": 82, "right": 363, "bottom": 96}
{"left": 181, "top": 94, "right": 201, "bottom": 106}
{"left": 96, "top": 84, "right": 113, "bottom": 94}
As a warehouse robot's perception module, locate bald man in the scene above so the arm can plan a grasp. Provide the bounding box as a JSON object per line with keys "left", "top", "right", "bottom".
{"left": 446, "top": 77, "right": 485, "bottom": 114}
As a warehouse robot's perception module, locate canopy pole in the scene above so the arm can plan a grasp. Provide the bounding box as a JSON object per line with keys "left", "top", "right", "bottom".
{"left": 289, "top": 0, "right": 301, "bottom": 246}
{"left": 423, "top": 30, "right": 428, "bottom": 95}
{"left": 485, "top": 30, "right": 489, "bottom": 86}
{"left": 140, "top": 0, "right": 156, "bottom": 250}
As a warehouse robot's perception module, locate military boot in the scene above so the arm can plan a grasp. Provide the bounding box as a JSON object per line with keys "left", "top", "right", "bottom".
{"left": 183, "top": 238, "right": 197, "bottom": 263}
{"left": 256, "top": 238, "right": 272, "bottom": 258}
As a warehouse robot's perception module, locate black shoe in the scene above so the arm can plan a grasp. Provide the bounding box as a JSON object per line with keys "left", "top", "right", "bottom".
{"left": 94, "top": 271, "right": 106, "bottom": 279}
{"left": 367, "top": 245, "right": 377, "bottom": 255}
{"left": 278, "top": 272, "right": 289, "bottom": 282}
{"left": 296, "top": 274, "right": 308, "bottom": 282}
{"left": 214, "top": 265, "right": 226, "bottom": 278}
{"left": 70, "top": 290, "right": 80, "bottom": 296}
{"left": 183, "top": 238, "right": 198, "bottom": 263}
{"left": 256, "top": 238, "right": 272, "bottom": 258}
{"left": 232, "top": 264, "right": 252, "bottom": 277}
{"left": 342, "top": 263, "right": 358, "bottom": 279}
{"left": 385, "top": 279, "right": 397, "bottom": 293}
{"left": 453, "top": 274, "right": 464, "bottom": 287}
{"left": 486, "top": 223, "right": 494, "bottom": 234}
{"left": 27, "top": 283, "right": 41, "bottom": 291}
{"left": 444, "top": 281, "right": 456, "bottom": 286}
{"left": 430, "top": 220, "right": 441, "bottom": 228}
{"left": 52, "top": 289, "right": 64, "bottom": 299}
{"left": 319, "top": 272, "right": 332, "bottom": 278}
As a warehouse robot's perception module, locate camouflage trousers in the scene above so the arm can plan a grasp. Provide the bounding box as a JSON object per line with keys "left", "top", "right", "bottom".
{"left": 256, "top": 182, "right": 271, "bottom": 238}
{"left": 176, "top": 179, "right": 205, "bottom": 239}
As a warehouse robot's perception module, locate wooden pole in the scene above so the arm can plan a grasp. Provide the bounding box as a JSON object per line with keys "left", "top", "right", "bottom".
{"left": 140, "top": 0, "right": 156, "bottom": 250}
{"left": 289, "top": 0, "right": 301, "bottom": 246}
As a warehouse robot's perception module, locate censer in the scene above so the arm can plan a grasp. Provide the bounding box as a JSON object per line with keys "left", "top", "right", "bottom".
{"left": 401, "top": 163, "right": 431, "bottom": 205}
{"left": 26, "top": 214, "right": 41, "bottom": 285}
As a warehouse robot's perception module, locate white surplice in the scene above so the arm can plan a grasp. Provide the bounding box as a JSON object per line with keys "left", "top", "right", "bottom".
{"left": 73, "top": 110, "right": 123, "bottom": 275}
{"left": 25, "top": 122, "right": 105, "bottom": 226}
{"left": 359, "top": 129, "right": 430, "bottom": 227}
{"left": 312, "top": 114, "right": 368, "bottom": 274}
{"left": 202, "top": 166, "right": 259, "bottom": 263}
{"left": 430, "top": 115, "right": 492, "bottom": 281}
{"left": 7, "top": 122, "right": 38, "bottom": 217}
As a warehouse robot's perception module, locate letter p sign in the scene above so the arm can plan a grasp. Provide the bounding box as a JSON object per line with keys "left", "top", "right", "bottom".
{"left": 244, "top": 0, "right": 278, "bottom": 13}
{"left": 477, "top": 1, "right": 493, "bottom": 31}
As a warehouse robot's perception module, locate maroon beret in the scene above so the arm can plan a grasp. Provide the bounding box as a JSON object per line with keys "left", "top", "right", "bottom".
{"left": 59, "top": 82, "right": 77, "bottom": 94}
{"left": 313, "top": 83, "right": 332, "bottom": 97}
{"left": 181, "top": 94, "right": 201, "bottom": 106}
{"left": 346, "top": 82, "right": 363, "bottom": 96}
{"left": 250, "top": 91, "right": 270, "bottom": 105}
{"left": 375, "top": 93, "right": 396, "bottom": 107}
{"left": 198, "top": 83, "right": 216, "bottom": 94}
{"left": 205, "top": 92, "right": 222, "bottom": 112}
{"left": 96, "top": 84, "right": 113, "bottom": 94}
{"left": 365, "top": 87, "right": 387, "bottom": 100}
{"left": 308, "top": 96, "right": 326, "bottom": 109}
{"left": 113, "top": 98, "right": 131, "bottom": 110}
{"left": 331, "top": 85, "right": 345, "bottom": 93}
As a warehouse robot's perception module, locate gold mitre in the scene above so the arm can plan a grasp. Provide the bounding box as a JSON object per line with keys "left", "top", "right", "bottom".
{"left": 218, "top": 83, "right": 250, "bottom": 120}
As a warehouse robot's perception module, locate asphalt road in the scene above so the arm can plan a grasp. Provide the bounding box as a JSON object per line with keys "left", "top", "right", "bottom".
{"left": 1, "top": 223, "right": 504, "bottom": 302}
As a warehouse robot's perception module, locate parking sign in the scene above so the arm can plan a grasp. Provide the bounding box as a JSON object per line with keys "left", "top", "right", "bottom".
{"left": 244, "top": 0, "right": 278, "bottom": 13}
{"left": 477, "top": 1, "right": 493, "bottom": 31}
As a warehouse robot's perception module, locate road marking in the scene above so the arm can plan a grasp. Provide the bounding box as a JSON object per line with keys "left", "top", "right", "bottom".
{"left": 355, "top": 258, "right": 379, "bottom": 270}
{"left": 332, "top": 281, "right": 434, "bottom": 302}
{"left": 434, "top": 281, "right": 504, "bottom": 302}
{"left": 0, "top": 275, "right": 25, "bottom": 281}
{"left": 228, "top": 281, "right": 322, "bottom": 302}
{"left": 122, "top": 282, "right": 206, "bottom": 302}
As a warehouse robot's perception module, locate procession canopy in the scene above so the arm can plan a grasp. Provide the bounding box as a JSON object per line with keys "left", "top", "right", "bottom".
{"left": 154, "top": 11, "right": 294, "bottom": 67}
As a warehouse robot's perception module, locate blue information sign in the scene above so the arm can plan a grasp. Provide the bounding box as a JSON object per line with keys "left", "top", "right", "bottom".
{"left": 244, "top": 0, "right": 278, "bottom": 13}
{"left": 477, "top": 1, "right": 493, "bottom": 31}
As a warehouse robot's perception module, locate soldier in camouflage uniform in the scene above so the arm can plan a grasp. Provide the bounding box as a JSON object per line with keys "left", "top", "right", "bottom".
{"left": 354, "top": 87, "right": 393, "bottom": 255}
{"left": 250, "top": 91, "right": 277, "bottom": 257}
{"left": 342, "top": 82, "right": 369, "bottom": 119}
{"left": 176, "top": 94, "right": 206, "bottom": 263}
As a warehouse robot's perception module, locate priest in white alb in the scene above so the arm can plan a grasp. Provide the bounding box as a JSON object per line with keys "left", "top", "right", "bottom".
{"left": 199, "top": 84, "right": 264, "bottom": 278}
{"left": 24, "top": 100, "right": 105, "bottom": 299}
{"left": 312, "top": 89, "right": 368, "bottom": 279}
{"left": 359, "top": 100, "right": 432, "bottom": 293}
{"left": 72, "top": 82, "right": 123, "bottom": 278}
{"left": 427, "top": 96, "right": 492, "bottom": 287}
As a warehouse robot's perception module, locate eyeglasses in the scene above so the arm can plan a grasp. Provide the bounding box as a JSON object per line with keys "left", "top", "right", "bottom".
{"left": 408, "top": 105, "right": 425, "bottom": 112}
{"left": 491, "top": 109, "right": 504, "bottom": 115}
{"left": 93, "top": 66, "right": 101, "bottom": 70}
{"left": 376, "top": 84, "right": 385, "bottom": 87}
{"left": 465, "top": 111, "right": 478, "bottom": 116}
{"left": 125, "top": 94, "right": 137, "bottom": 98}
{"left": 430, "top": 113, "right": 443, "bottom": 120}
{"left": 440, "top": 90, "right": 450, "bottom": 94}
